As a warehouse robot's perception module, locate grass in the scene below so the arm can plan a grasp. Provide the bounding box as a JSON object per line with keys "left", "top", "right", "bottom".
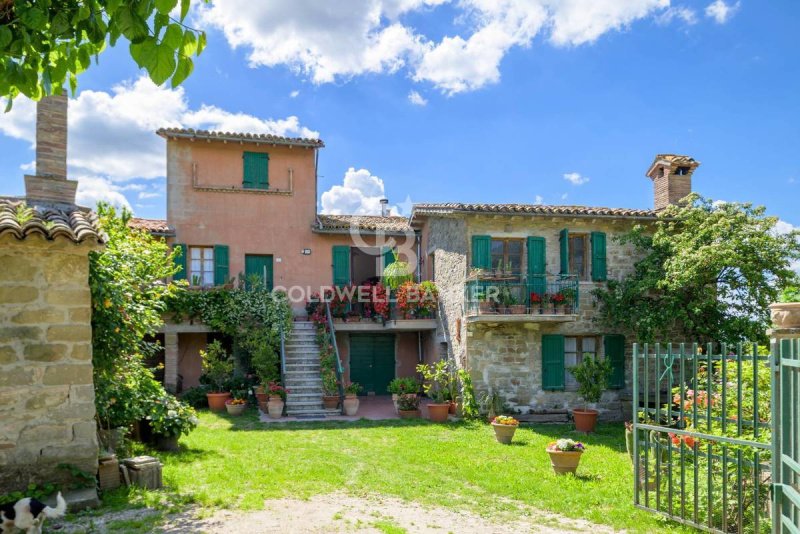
{"left": 94, "top": 409, "right": 687, "bottom": 533}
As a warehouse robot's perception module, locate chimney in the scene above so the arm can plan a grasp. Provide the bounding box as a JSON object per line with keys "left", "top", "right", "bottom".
{"left": 380, "top": 198, "right": 389, "bottom": 217}
{"left": 645, "top": 154, "right": 700, "bottom": 211}
{"left": 24, "top": 91, "right": 78, "bottom": 205}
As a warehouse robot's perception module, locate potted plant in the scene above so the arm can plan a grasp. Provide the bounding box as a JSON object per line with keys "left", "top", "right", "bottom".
{"left": 225, "top": 397, "right": 247, "bottom": 416}
{"left": 397, "top": 393, "right": 421, "bottom": 418}
{"left": 200, "top": 340, "right": 233, "bottom": 412}
{"left": 529, "top": 292, "right": 543, "bottom": 314}
{"left": 569, "top": 353, "right": 612, "bottom": 433}
{"left": 491, "top": 415, "right": 519, "bottom": 444}
{"left": 546, "top": 438, "right": 586, "bottom": 475}
{"left": 416, "top": 361, "right": 451, "bottom": 423}
{"left": 497, "top": 286, "right": 513, "bottom": 314}
{"left": 322, "top": 370, "right": 340, "bottom": 409}
{"left": 388, "top": 377, "right": 420, "bottom": 412}
{"left": 418, "top": 281, "right": 439, "bottom": 318}
{"left": 267, "top": 382, "right": 288, "bottom": 419}
{"left": 508, "top": 293, "right": 526, "bottom": 314}
{"left": 343, "top": 382, "right": 362, "bottom": 416}
{"left": 476, "top": 290, "right": 494, "bottom": 315}
{"left": 560, "top": 287, "right": 577, "bottom": 314}
{"left": 147, "top": 394, "right": 198, "bottom": 451}
{"left": 383, "top": 252, "right": 414, "bottom": 290}
{"left": 770, "top": 285, "right": 800, "bottom": 328}
{"left": 549, "top": 292, "right": 565, "bottom": 314}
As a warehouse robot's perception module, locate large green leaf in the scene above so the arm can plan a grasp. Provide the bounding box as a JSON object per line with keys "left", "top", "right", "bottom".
{"left": 171, "top": 56, "right": 193, "bottom": 88}
{"left": 162, "top": 24, "right": 183, "bottom": 49}
{"left": 155, "top": 0, "right": 179, "bottom": 15}
{"left": 147, "top": 44, "right": 177, "bottom": 85}
{"left": 19, "top": 7, "right": 47, "bottom": 30}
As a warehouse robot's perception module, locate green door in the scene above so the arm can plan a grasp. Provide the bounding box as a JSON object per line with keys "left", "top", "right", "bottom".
{"left": 349, "top": 334, "right": 395, "bottom": 395}
{"left": 244, "top": 254, "right": 273, "bottom": 290}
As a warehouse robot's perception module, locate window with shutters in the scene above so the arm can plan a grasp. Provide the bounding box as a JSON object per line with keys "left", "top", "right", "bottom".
{"left": 564, "top": 336, "right": 599, "bottom": 389}
{"left": 568, "top": 234, "right": 589, "bottom": 280}
{"left": 189, "top": 246, "right": 214, "bottom": 286}
{"left": 242, "top": 151, "right": 269, "bottom": 189}
{"left": 490, "top": 238, "right": 523, "bottom": 275}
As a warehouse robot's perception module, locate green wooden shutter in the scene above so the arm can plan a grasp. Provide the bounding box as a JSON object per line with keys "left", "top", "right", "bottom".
{"left": 243, "top": 152, "right": 269, "bottom": 189}
{"left": 213, "top": 245, "right": 229, "bottom": 286}
{"left": 604, "top": 334, "right": 626, "bottom": 389}
{"left": 172, "top": 243, "right": 186, "bottom": 281}
{"left": 527, "top": 236, "right": 546, "bottom": 296}
{"left": 332, "top": 246, "right": 351, "bottom": 286}
{"left": 382, "top": 247, "right": 395, "bottom": 273}
{"left": 559, "top": 229, "right": 569, "bottom": 275}
{"left": 471, "top": 235, "right": 492, "bottom": 270}
{"left": 542, "top": 335, "right": 565, "bottom": 391}
{"left": 591, "top": 232, "right": 607, "bottom": 282}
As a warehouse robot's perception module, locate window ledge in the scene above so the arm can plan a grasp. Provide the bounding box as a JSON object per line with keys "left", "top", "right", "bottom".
{"left": 193, "top": 184, "right": 293, "bottom": 196}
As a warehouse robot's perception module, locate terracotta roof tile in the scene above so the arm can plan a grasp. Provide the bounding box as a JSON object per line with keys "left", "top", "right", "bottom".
{"left": 412, "top": 203, "right": 657, "bottom": 219}
{"left": 156, "top": 128, "right": 324, "bottom": 148}
{"left": 128, "top": 217, "right": 174, "bottom": 235}
{"left": 655, "top": 154, "right": 699, "bottom": 166}
{"left": 0, "top": 198, "right": 103, "bottom": 244}
{"left": 315, "top": 214, "right": 413, "bottom": 234}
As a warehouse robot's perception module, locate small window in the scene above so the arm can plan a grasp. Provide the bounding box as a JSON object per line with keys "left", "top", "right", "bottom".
{"left": 189, "top": 246, "right": 214, "bottom": 287}
{"left": 490, "top": 238, "right": 523, "bottom": 275}
{"left": 565, "top": 336, "right": 598, "bottom": 389}
{"left": 243, "top": 151, "right": 269, "bottom": 189}
{"left": 568, "top": 235, "right": 588, "bottom": 279}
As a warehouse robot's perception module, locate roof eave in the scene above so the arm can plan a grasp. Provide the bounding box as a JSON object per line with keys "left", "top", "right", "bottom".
{"left": 156, "top": 129, "right": 325, "bottom": 149}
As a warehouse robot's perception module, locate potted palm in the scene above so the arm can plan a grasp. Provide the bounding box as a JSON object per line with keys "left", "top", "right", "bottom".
{"left": 397, "top": 393, "right": 421, "bottom": 418}
{"left": 491, "top": 415, "right": 519, "bottom": 444}
{"left": 569, "top": 353, "right": 612, "bottom": 433}
{"left": 546, "top": 438, "right": 586, "bottom": 474}
{"left": 200, "top": 340, "right": 233, "bottom": 412}
{"left": 343, "top": 382, "right": 362, "bottom": 416}
{"left": 416, "top": 361, "right": 451, "bottom": 423}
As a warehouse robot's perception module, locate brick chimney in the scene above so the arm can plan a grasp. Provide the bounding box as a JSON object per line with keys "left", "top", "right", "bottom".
{"left": 645, "top": 154, "right": 700, "bottom": 211}
{"left": 24, "top": 91, "right": 78, "bottom": 205}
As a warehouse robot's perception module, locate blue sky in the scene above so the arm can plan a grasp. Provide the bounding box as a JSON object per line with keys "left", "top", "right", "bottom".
{"left": 0, "top": 0, "right": 797, "bottom": 233}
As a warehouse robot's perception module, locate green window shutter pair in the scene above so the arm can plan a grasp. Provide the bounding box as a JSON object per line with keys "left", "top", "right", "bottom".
{"left": 591, "top": 232, "right": 607, "bottom": 282}
{"left": 243, "top": 152, "right": 269, "bottom": 189}
{"left": 526, "top": 236, "right": 546, "bottom": 296}
{"left": 605, "top": 334, "right": 626, "bottom": 389}
{"left": 172, "top": 243, "right": 186, "bottom": 281}
{"left": 542, "top": 335, "right": 565, "bottom": 390}
{"left": 214, "top": 245, "right": 229, "bottom": 286}
{"left": 332, "top": 246, "right": 351, "bottom": 286}
{"left": 471, "top": 235, "right": 492, "bottom": 270}
{"left": 382, "top": 247, "right": 395, "bottom": 272}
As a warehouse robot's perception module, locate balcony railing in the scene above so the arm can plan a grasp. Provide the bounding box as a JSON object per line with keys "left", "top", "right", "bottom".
{"left": 464, "top": 275, "right": 579, "bottom": 316}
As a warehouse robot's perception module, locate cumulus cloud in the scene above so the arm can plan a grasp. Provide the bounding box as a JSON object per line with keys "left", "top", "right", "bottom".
{"left": 563, "top": 172, "right": 589, "bottom": 185}
{"left": 705, "top": 0, "right": 740, "bottom": 24}
{"left": 75, "top": 175, "right": 132, "bottom": 211}
{"left": 198, "top": 0, "right": 676, "bottom": 95}
{"left": 0, "top": 77, "right": 317, "bottom": 212}
{"left": 656, "top": 6, "right": 698, "bottom": 25}
{"left": 320, "top": 167, "right": 398, "bottom": 215}
{"left": 408, "top": 90, "right": 428, "bottom": 106}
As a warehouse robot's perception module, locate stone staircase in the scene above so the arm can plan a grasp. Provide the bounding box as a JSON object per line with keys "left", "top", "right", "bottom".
{"left": 283, "top": 321, "right": 331, "bottom": 418}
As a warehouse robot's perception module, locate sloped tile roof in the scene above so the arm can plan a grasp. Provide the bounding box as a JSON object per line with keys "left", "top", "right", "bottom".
{"left": 128, "top": 217, "right": 174, "bottom": 235}
{"left": 412, "top": 203, "right": 657, "bottom": 219}
{"left": 156, "top": 128, "right": 324, "bottom": 148}
{"left": 315, "top": 214, "right": 413, "bottom": 234}
{"left": 0, "top": 198, "right": 103, "bottom": 244}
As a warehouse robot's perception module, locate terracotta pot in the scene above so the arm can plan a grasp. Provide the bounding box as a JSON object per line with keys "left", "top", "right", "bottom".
{"left": 343, "top": 394, "right": 360, "bottom": 416}
{"left": 478, "top": 302, "right": 494, "bottom": 314}
{"left": 573, "top": 409, "right": 599, "bottom": 433}
{"left": 448, "top": 400, "right": 457, "bottom": 414}
{"left": 510, "top": 305, "right": 526, "bottom": 315}
{"left": 427, "top": 403, "right": 450, "bottom": 423}
{"left": 491, "top": 422, "right": 517, "bottom": 444}
{"left": 391, "top": 393, "right": 399, "bottom": 412}
{"left": 399, "top": 409, "right": 421, "bottom": 419}
{"left": 225, "top": 403, "right": 247, "bottom": 416}
{"left": 206, "top": 392, "right": 231, "bottom": 412}
{"left": 547, "top": 448, "right": 583, "bottom": 475}
{"left": 770, "top": 302, "right": 800, "bottom": 328}
{"left": 254, "top": 385, "right": 265, "bottom": 395}
{"left": 267, "top": 398, "right": 284, "bottom": 419}
{"left": 154, "top": 434, "right": 180, "bottom": 452}
{"left": 497, "top": 305, "right": 508, "bottom": 315}
{"left": 323, "top": 395, "right": 340, "bottom": 410}
{"left": 255, "top": 392, "right": 269, "bottom": 406}
{"left": 258, "top": 400, "right": 268, "bottom": 413}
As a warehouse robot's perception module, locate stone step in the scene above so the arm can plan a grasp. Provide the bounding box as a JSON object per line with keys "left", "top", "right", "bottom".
{"left": 285, "top": 410, "right": 331, "bottom": 418}
{"left": 285, "top": 387, "right": 323, "bottom": 395}
{"left": 285, "top": 363, "right": 320, "bottom": 371}
{"left": 284, "top": 379, "right": 322, "bottom": 387}
{"left": 288, "top": 393, "right": 324, "bottom": 402}
{"left": 286, "top": 402, "right": 324, "bottom": 411}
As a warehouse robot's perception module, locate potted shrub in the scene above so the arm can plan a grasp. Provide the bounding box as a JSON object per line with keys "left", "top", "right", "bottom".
{"left": 388, "top": 377, "right": 420, "bottom": 412}
{"left": 225, "top": 397, "right": 247, "bottom": 416}
{"left": 546, "top": 438, "right": 586, "bottom": 475}
{"left": 200, "top": 340, "right": 233, "bottom": 412}
{"left": 267, "top": 382, "right": 288, "bottom": 419}
{"left": 322, "top": 370, "right": 340, "bottom": 410}
{"left": 491, "top": 415, "right": 519, "bottom": 444}
{"left": 147, "top": 394, "right": 198, "bottom": 451}
{"left": 770, "top": 285, "right": 800, "bottom": 328}
{"left": 569, "top": 353, "right": 612, "bottom": 433}
{"left": 343, "top": 382, "right": 362, "bottom": 416}
{"left": 416, "top": 361, "right": 451, "bottom": 423}
{"left": 397, "top": 393, "right": 421, "bottom": 418}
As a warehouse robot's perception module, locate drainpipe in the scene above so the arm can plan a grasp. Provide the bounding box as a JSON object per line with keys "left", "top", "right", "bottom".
{"left": 415, "top": 231, "right": 422, "bottom": 282}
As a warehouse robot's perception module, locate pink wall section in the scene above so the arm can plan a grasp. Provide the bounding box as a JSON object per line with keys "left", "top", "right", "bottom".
{"left": 178, "top": 332, "right": 207, "bottom": 390}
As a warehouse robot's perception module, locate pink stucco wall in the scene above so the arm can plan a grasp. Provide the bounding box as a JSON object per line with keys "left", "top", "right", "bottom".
{"left": 178, "top": 333, "right": 207, "bottom": 390}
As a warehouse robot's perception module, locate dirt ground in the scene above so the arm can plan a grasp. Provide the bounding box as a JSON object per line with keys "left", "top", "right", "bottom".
{"left": 58, "top": 492, "right": 621, "bottom": 533}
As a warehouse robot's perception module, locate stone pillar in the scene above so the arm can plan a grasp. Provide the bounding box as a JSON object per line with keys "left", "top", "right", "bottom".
{"left": 164, "top": 332, "right": 179, "bottom": 392}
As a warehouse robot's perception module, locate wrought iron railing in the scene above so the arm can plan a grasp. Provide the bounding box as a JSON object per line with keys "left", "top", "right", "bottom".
{"left": 325, "top": 301, "right": 346, "bottom": 413}
{"left": 279, "top": 326, "right": 286, "bottom": 389}
{"left": 464, "top": 274, "right": 579, "bottom": 316}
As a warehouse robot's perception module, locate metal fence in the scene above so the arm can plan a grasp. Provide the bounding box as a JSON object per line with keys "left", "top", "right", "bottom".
{"left": 632, "top": 343, "right": 772, "bottom": 533}
{"left": 773, "top": 337, "right": 800, "bottom": 533}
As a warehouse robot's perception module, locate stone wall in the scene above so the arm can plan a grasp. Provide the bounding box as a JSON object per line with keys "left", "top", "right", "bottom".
{"left": 0, "top": 235, "right": 99, "bottom": 492}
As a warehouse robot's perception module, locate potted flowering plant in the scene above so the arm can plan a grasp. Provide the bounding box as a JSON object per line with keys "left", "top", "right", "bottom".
{"left": 147, "top": 394, "right": 198, "bottom": 451}
{"left": 418, "top": 281, "right": 439, "bottom": 318}
{"left": 343, "top": 382, "right": 362, "bottom": 416}
{"left": 491, "top": 415, "right": 519, "bottom": 444}
{"left": 267, "top": 382, "right": 289, "bottom": 419}
{"left": 369, "top": 282, "right": 390, "bottom": 322}
{"left": 546, "top": 438, "right": 586, "bottom": 474}
{"left": 529, "top": 292, "right": 543, "bottom": 314}
{"left": 200, "top": 340, "right": 233, "bottom": 412}
{"left": 225, "top": 396, "right": 247, "bottom": 416}
{"left": 388, "top": 377, "right": 420, "bottom": 412}
{"left": 397, "top": 393, "right": 421, "bottom": 418}
{"left": 549, "top": 292, "right": 566, "bottom": 313}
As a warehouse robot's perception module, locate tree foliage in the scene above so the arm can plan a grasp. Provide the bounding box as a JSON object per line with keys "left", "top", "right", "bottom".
{"left": 595, "top": 194, "right": 800, "bottom": 344}
{"left": 0, "top": 0, "right": 207, "bottom": 105}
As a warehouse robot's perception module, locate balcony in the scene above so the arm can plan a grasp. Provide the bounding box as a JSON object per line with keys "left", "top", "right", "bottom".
{"left": 464, "top": 275, "right": 579, "bottom": 324}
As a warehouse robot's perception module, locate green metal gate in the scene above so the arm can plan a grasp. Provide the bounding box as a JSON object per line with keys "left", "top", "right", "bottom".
{"left": 773, "top": 337, "right": 800, "bottom": 533}
{"left": 632, "top": 342, "right": 773, "bottom": 533}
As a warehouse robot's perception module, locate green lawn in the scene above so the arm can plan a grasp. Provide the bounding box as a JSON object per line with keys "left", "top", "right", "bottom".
{"left": 103, "top": 410, "right": 685, "bottom": 533}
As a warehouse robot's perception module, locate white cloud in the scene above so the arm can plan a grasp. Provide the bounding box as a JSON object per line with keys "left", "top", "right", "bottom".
{"left": 290, "top": 90, "right": 300, "bottom": 98}
{"left": 705, "top": 0, "right": 740, "bottom": 24}
{"left": 408, "top": 90, "right": 428, "bottom": 106}
{"left": 75, "top": 175, "right": 132, "bottom": 211}
{"left": 138, "top": 191, "right": 161, "bottom": 200}
{"left": 563, "top": 172, "right": 589, "bottom": 185}
{"left": 534, "top": 195, "right": 544, "bottom": 205}
{"left": 198, "top": 0, "right": 676, "bottom": 95}
{"left": 320, "top": 167, "right": 398, "bottom": 215}
{"left": 656, "top": 6, "right": 697, "bottom": 25}
{"left": 561, "top": 192, "right": 569, "bottom": 200}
